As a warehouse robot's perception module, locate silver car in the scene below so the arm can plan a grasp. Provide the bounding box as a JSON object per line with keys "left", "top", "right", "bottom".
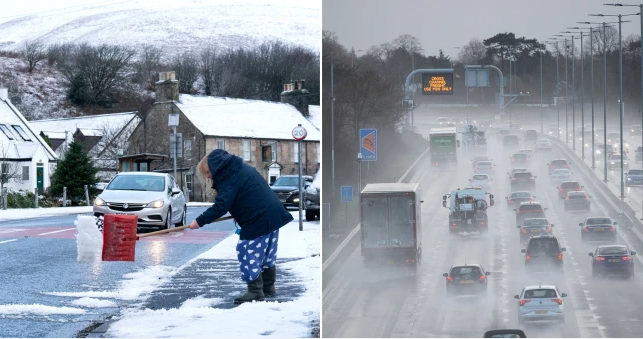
{"left": 93, "top": 172, "right": 187, "bottom": 230}
{"left": 515, "top": 284, "right": 567, "bottom": 325}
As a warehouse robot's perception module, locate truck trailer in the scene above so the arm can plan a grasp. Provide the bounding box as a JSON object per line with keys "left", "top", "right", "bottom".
{"left": 429, "top": 127, "right": 459, "bottom": 166}
{"left": 443, "top": 187, "right": 494, "bottom": 234}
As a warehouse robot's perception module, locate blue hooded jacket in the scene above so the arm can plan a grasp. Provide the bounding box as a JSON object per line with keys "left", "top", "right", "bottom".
{"left": 195, "top": 149, "right": 294, "bottom": 240}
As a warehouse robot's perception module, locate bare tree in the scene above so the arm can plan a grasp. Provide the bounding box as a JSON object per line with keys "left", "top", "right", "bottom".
{"left": 458, "top": 38, "right": 487, "bottom": 64}
{"left": 0, "top": 140, "right": 22, "bottom": 195}
{"left": 199, "top": 45, "right": 218, "bottom": 96}
{"left": 393, "top": 34, "right": 424, "bottom": 55}
{"left": 171, "top": 51, "right": 199, "bottom": 94}
{"left": 592, "top": 26, "right": 619, "bottom": 53}
{"left": 19, "top": 40, "right": 47, "bottom": 73}
{"left": 133, "top": 45, "right": 164, "bottom": 85}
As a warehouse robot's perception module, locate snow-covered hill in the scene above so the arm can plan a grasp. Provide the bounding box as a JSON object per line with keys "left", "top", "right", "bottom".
{"left": 0, "top": 0, "right": 320, "bottom": 55}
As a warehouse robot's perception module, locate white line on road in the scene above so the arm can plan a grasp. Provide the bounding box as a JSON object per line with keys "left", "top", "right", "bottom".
{"left": 37, "top": 228, "right": 75, "bottom": 236}
{"left": 0, "top": 239, "right": 18, "bottom": 244}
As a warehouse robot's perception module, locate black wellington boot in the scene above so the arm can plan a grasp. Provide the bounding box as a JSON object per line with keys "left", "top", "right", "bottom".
{"left": 262, "top": 265, "right": 277, "bottom": 297}
{"left": 233, "top": 274, "right": 265, "bottom": 304}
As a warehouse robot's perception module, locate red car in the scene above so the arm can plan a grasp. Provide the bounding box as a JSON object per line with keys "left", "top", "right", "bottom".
{"left": 558, "top": 181, "right": 583, "bottom": 199}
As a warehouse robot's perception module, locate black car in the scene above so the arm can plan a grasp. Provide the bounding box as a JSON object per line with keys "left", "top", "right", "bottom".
{"left": 304, "top": 170, "right": 320, "bottom": 221}
{"left": 483, "top": 330, "right": 526, "bottom": 338}
{"left": 505, "top": 191, "right": 534, "bottom": 209}
{"left": 515, "top": 202, "right": 547, "bottom": 225}
{"left": 510, "top": 153, "right": 530, "bottom": 166}
{"left": 510, "top": 172, "right": 536, "bottom": 190}
{"left": 564, "top": 191, "right": 591, "bottom": 212}
{"left": 518, "top": 218, "right": 553, "bottom": 243}
{"left": 443, "top": 264, "right": 490, "bottom": 297}
{"left": 590, "top": 245, "right": 636, "bottom": 279}
{"left": 580, "top": 217, "right": 617, "bottom": 244}
{"left": 270, "top": 175, "right": 313, "bottom": 207}
{"left": 547, "top": 159, "right": 570, "bottom": 175}
{"left": 498, "top": 129, "right": 511, "bottom": 139}
{"left": 524, "top": 129, "right": 538, "bottom": 142}
{"left": 503, "top": 135, "right": 520, "bottom": 147}
{"left": 521, "top": 235, "right": 566, "bottom": 271}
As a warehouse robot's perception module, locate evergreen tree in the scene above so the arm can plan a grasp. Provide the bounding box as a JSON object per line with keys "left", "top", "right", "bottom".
{"left": 50, "top": 138, "right": 99, "bottom": 205}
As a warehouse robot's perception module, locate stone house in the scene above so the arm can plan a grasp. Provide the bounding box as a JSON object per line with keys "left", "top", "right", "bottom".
{"left": 123, "top": 72, "right": 320, "bottom": 202}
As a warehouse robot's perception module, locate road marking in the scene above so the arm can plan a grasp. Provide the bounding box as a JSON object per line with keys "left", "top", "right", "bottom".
{"left": 37, "top": 228, "right": 75, "bottom": 236}
{"left": 0, "top": 239, "right": 18, "bottom": 244}
{"left": 0, "top": 229, "right": 27, "bottom": 234}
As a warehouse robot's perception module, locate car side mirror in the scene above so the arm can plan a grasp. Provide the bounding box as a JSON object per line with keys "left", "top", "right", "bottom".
{"left": 517, "top": 225, "right": 521, "bottom": 228}
{"left": 579, "top": 223, "right": 584, "bottom": 226}
{"left": 544, "top": 208, "right": 548, "bottom": 211}
{"left": 581, "top": 185, "right": 585, "bottom": 188}
{"left": 505, "top": 197, "right": 508, "bottom": 199}
{"left": 589, "top": 252, "right": 594, "bottom": 257}
{"left": 514, "top": 295, "right": 520, "bottom": 299}
{"left": 486, "top": 272, "right": 491, "bottom": 276}
{"left": 171, "top": 188, "right": 181, "bottom": 195}
{"left": 521, "top": 249, "right": 526, "bottom": 253}
{"left": 534, "top": 176, "right": 537, "bottom": 178}
{"left": 550, "top": 224, "right": 555, "bottom": 227}
{"left": 632, "top": 251, "right": 637, "bottom": 255}
{"left": 442, "top": 273, "right": 448, "bottom": 277}
{"left": 614, "top": 221, "right": 618, "bottom": 225}
{"left": 561, "top": 293, "right": 568, "bottom": 298}
{"left": 513, "top": 209, "right": 517, "bottom": 211}
{"left": 533, "top": 196, "right": 536, "bottom": 199}
{"left": 420, "top": 200, "right": 424, "bottom": 203}
{"left": 588, "top": 196, "right": 592, "bottom": 198}
{"left": 561, "top": 248, "right": 567, "bottom": 252}
{"left": 556, "top": 186, "right": 559, "bottom": 189}
{"left": 442, "top": 201, "right": 447, "bottom": 208}
{"left": 547, "top": 163, "right": 550, "bottom": 165}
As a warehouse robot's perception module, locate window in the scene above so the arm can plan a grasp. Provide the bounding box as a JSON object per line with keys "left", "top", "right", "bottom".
{"left": 0, "top": 124, "right": 15, "bottom": 140}
{"left": 217, "top": 139, "right": 225, "bottom": 150}
{"left": 271, "top": 142, "right": 277, "bottom": 161}
{"left": 122, "top": 161, "right": 130, "bottom": 172}
{"left": 316, "top": 143, "right": 320, "bottom": 163}
{"left": 22, "top": 166, "right": 29, "bottom": 181}
{"left": 243, "top": 140, "right": 251, "bottom": 161}
{"left": 292, "top": 142, "right": 299, "bottom": 162}
{"left": 184, "top": 140, "right": 192, "bottom": 161}
{"left": 12, "top": 125, "right": 31, "bottom": 141}
{"left": 262, "top": 145, "right": 271, "bottom": 162}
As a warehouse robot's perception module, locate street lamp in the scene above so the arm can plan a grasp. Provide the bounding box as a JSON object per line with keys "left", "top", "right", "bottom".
{"left": 567, "top": 27, "right": 592, "bottom": 160}
{"left": 560, "top": 32, "right": 577, "bottom": 151}
{"left": 589, "top": 12, "right": 638, "bottom": 200}
{"left": 351, "top": 47, "right": 364, "bottom": 68}
{"left": 547, "top": 38, "right": 564, "bottom": 140}
{"left": 556, "top": 34, "right": 575, "bottom": 146}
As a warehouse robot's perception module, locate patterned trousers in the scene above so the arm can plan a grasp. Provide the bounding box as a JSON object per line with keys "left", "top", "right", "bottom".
{"left": 235, "top": 229, "right": 279, "bottom": 282}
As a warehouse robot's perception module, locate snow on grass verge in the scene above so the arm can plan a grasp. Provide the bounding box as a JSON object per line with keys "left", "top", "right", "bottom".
{"left": 0, "top": 304, "right": 86, "bottom": 315}
{"left": 0, "top": 206, "right": 93, "bottom": 221}
{"left": 105, "top": 212, "right": 320, "bottom": 338}
{"left": 70, "top": 297, "right": 118, "bottom": 308}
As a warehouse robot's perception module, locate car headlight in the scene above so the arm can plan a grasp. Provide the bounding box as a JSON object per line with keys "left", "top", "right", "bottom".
{"left": 146, "top": 199, "right": 164, "bottom": 208}
{"left": 94, "top": 197, "right": 105, "bottom": 206}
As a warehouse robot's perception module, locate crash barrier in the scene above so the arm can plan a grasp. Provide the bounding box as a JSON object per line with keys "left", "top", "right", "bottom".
{"left": 543, "top": 133, "right": 639, "bottom": 231}
{"left": 322, "top": 146, "right": 431, "bottom": 284}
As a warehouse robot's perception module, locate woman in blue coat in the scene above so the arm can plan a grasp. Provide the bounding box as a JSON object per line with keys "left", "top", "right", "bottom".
{"left": 189, "top": 149, "right": 294, "bottom": 304}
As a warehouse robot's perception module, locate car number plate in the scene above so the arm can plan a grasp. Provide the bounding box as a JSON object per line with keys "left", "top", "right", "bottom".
{"left": 534, "top": 310, "right": 548, "bottom": 315}
{"left": 467, "top": 219, "right": 472, "bottom": 224}
{"left": 115, "top": 212, "right": 134, "bottom": 215}
{"left": 594, "top": 228, "right": 605, "bottom": 231}
{"left": 460, "top": 280, "right": 473, "bottom": 284}
{"left": 531, "top": 229, "right": 541, "bottom": 232}
{"left": 608, "top": 259, "right": 621, "bottom": 262}
{"left": 279, "top": 199, "right": 286, "bottom": 203}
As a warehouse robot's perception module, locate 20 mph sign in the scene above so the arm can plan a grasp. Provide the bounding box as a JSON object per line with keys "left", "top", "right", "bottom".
{"left": 292, "top": 125, "right": 307, "bottom": 141}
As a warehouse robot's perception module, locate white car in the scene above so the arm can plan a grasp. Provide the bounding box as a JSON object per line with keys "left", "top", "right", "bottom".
{"left": 608, "top": 153, "right": 629, "bottom": 170}
{"left": 469, "top": 174, "right": 492, "bottom": 189}
{"left": 535, "top": 139, "right": 552, "bottom": 151}
{"left": 472, "top": 155, "right": 491, "bottom": 168}
{"left": 515, "top": 285, "right": 567, "bottom": 325}
{"left": 519, "top": 149, "right": 535, "bottom": 157}
{"left": 508, "top": 168, "right": 529, "bottom": 179}
{"left": 474, "top": 161, "right": 496, "bottom": 174}
{"left": 550, "top": 169, "right": 573, "bottom": 184}
{"left": 437, "top": 117, "right": 450, "bottom": 125}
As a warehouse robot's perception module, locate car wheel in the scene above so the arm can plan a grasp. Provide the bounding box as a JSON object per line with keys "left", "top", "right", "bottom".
{"left": 176, "top": 206, "right": 186, "bottom": 226}
{"left": 305, "top": 209, "right": 316, "bottom": 221}
{"left": 162, "top": 209, "right": 172, "bottom": 230}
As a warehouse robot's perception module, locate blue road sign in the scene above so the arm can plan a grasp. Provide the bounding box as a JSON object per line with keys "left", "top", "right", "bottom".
{"left": 360, "top": 128, "right": 377, "bottom": 161}
{"left": 341, "top": 186, "right": 353, "bottom": 202}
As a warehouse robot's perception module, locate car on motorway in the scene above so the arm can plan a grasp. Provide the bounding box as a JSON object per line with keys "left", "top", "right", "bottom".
{"left": 270, "top": 174, "right": 313, "bottom": 207}
{"left": 510, "top": 153, "right": 530, "bottom": 166}
{"left": 595, "top": 143, "right": 606, "bottom": 155}
{"left": 625, "top": 169, "right": 643, "bottom": 186}
{"left": 472, "top": 155, "right": 491, "bottom": 167}
{"left": 564, "top": 191, "right": 591, "bottom": 212}
{"left": 505, "top": 191, "right": 534, "bottom": 209}
{"left": 515, "top": 202, "right": 547, "bottom": 225}
{"left": 498, "top": 129, "right": 511, "bottom": 139}
{"left": 580, "top": 217, "right": 618, "bottom": 244}
{"left": 557, "top": 181, "right": 583, "bottom": 199}
{"left": 93, "top": 172, "right": 187, "bottom": 230}
{"left": 509, "top": 123, "right": 523, "bottom": 130}
{"left": 437, "top": 117, "right": 450, "bottom": 125}
{"left": 610, "top": 141, "right": 630, "bottom": 152}
{"left": 503, "top": 135, "right": 520, "bottom": 147}
{"left": 443, "top": 264, "right": 490, "bottom": 297}
{"left": 479, "top": 120, "right": 492, "bottom": 128}
{"left": 580, "top": 130, "right": 594, "bottom": 147}
{"left": 518, "top": 218, "right": 553, "bottom": 243}
{"left": 607, "top": 153, "right": 629, "bottom": 170}
{"left": 535, "top": 138, "right": 552, "bottom": 152}
{"left": 521, "top": 235, "right": 566, "bottom": 271}
{"left": 635, "top": 146, "right": 643, "bottom": 163}
{"left": 547, "top": 159, "right": 570, "bottom": 175}
{"left": 510, "top": 171, "right": 536, "bottom": 190}
{"left": 524, "top": 130, "right": 538, "bottom": 142}
{"left": 474, "top": 161, "right": 496, "bottom": 174}
{"left": 590, "top": 245, "right": 636, "bottom": 279}
{"left": 607, "top": 132, "right": 620, "bottom": 144}
{"left": 550, "top": 168, "right": 573, "bottom": 184}
{"left": 304, "top": 169, "right": 320, "bottom": 221}
{"left": 483, "top": 329, "right": 527, "bottom": 338}
{"left": 469, "top": 174, "right": 492, "bottom": 189}
{"left": 515, "top": 284, "right": 567, "bottom": 325}
{"left": 630, "top": 124, "right": 642, "bottom": 136}
{"left": 519, "top": 149, "right": 535, "bottom": 157}
{"left": 507, "top": 168, "right": 529, "bottom": 179}
{"left": 446, "top": 121, "right": 456, "bottom": 127}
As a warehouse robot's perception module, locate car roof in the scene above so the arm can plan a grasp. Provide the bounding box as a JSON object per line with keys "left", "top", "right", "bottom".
{"left": 451, "top": 264, "right": 482, "bottom": 269}
{"left": 511, "top": 191, "right": 531, "bottom": 194}
{"left": 511, "top": 168, "right": 528, "bottom": 171}
{"left": 598, "top": 245, "right": 627, "bottom": 250}
{"left": 561, "top": 181, "right": 580, "bottom": 184}
{"left": 551, "top": 159, "right": 568, "bottom": 162}
{"left": 524, "top": 218, "right": 548, "bottom": 221}
{"left": 568, "top": 191, "right": 587, "bottom": 195}
{"left": 117, "top": 172, "right": 168, "bottom": 177}
{"left": 524, "top": 285, "right": 558, "bottom": 290}
{"left": 519, "top": 202, "right": 542, "bottom": 206}
{"left": 586, "top": 216, "right": 611, "bottom": 220}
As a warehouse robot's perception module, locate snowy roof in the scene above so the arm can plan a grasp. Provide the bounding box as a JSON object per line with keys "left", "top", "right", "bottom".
{"left": 30, "top": 112, "right": 139, "bottom": 135}
{"left": 0, "top": 98, "right": 57, "bottom": 161}
{"left": 40, "top": 131, "right": 67, "bottom": 139}
{"left": 362, "top": 183, "right": 420, "bottom": 194}
{"left": 78, "top": 129, "right": 103, "bottom": 137}
{"left": 176, "top": 95, "right": 320, "bottom": 141}
{"left": 307, "top": 105, "right": 320, "bottom": 131}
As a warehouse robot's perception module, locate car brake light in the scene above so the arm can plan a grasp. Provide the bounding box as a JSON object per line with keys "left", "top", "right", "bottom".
{"left": 558, "top": 252, "right": 563, "bottom": 260}
{"left": 529, "top": 199, "right": 533, "bottom": 202}
{"left": 564, "top": 164, "right": 569, "bottom": 168}
{"left": 585, "top": 196, "right": 589, "bottom": 200}
{"left": 623, "top": 256, "right": 633, "bottom": 261}
{"left": 479, "top": 275, "right": 486, "bottom": 281}
{"left": 583, "top": 227, "right": 589, "bottom": 232}
{"left": 475, "top": 167, "right": 479, "bottom": 170}
{"left": 595, "top": 256, "right": 606, "bottom": 261}
{"left": 566, "top": 196, "right": 570, "bottom": 200}
{"left": 447, "top": 276, "right": 453, "bottom": 281}
{"left": 508, "top": 199, "right": 513, "bottom": 203}
{"left": 577, "top": 188, "right": 582, "bottom": 191}
{"left": 520, "top": 299, "right": 531, "bottom": 306}
{"left": 521, "top": 228, "right": 527, "bottom": 234}
{"left": 526, "top": 254, "right": 531, "bottom": 260}
{"left": 487, "top": 180, "right": 491, "bottom": 183}
{"left": 550, "top": 165, "right": 555, "bottom": 168}
{"left": 610, "top": 226, "right": 615, "bottom": 231}
{"left": 545, "top": 227, "right": 551, "bottom": 232}
{"left": 511, "top": 178, "right": 517, "bottom": 181}
{"left": 551, "top": 298, "right": 563, "bottom": 305}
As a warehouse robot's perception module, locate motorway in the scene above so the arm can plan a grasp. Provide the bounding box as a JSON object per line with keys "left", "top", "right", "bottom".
{"left": 0, "top": 207, "right": 235, "bottom": 338}
{"left": 322, "top": 120, "right": 643, "bottom": 338}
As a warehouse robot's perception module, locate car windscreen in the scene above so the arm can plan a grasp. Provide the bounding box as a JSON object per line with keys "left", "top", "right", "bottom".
{"left": 513, "top": 154, "right": 527, "bottom": 158}
{"left": 561, "top": 182, "right": 580, "bottom": 189}
{"left": 567, "top": 193, "right": 586, "bottom": 199}
{"left": 451, "top": 266, "right": 481, "bottom": 276}
{"left": 511, "top": 192, "right": 531, "bottom": 198}
{"left": 514, "top": 173, "right": 532, "bottom": 179}
{"left": 527, "top": 238, "right": 559, "bottom": 253}
{"left": 524, "top": 219, "right": 547, "bottom": 226}
{"left": 552, "top": 169, "right": 569, "bottom": 174}
{"left": 107, "top": 175, "right": 166, "bottom": 192}
{"left": 273, "top": 177, "right": 299, "bottom": 186}
{"left": 630, "top": 170, "right": 643, "bottom": 175}
{"left": 586, "top": 218, "right": 612, "bottom": 225}
{"left": 524, "top": 288, "right": 558, "bottom": 298}
{"left": 519, "top": 205, "right": 543, "bottom": 212}
{"left": 551, "top": 160, "right": 567, "bottom": 166}
{"left": 472, "top": 175, "right": 487, "bottom": 180}
{"left": 504, "top": 136, "right": 518, "bottom": 141}
{"left": 474, "top": 156, "right": 489, "bottom": 161}
{"left": 598, "top": 246, "right": 628, "bottom": 255}
{"left": 477, "top": 161, "right": 491, "bottom": 166}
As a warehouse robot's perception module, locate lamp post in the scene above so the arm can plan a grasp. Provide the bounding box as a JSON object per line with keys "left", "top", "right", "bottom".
{"left": 560, "top": 32, "right": 577, "bottom": 151}
{"left": 555, "top": 35, "right": 573, "bottom": 146}
{"left": 567, "top": 27, "right": 592, "bottom": 160}
{"left": 547, "top": 38, "right": 563, "bottom": 140}
{"left": 350, "top": 48, "right": 364, "bottom": 68}
{"left": 540, "top": 47, "right": 544, "bottom": 133}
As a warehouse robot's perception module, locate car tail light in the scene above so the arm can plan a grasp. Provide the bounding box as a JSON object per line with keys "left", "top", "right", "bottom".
{"left": 585, "top": 196, "right": 589, "bottom": 200}
{"left": 526, "top": 254, "right": 531, "bottom": 260}
{"left": 520, "top": 299, "right": 531, "bottom": 306}
{"left": 508, "top": 199, "right": 513, "bottom": 203}
{"left": 475, "top": 167, "right": 479, "bottom": 171}
{"left": 521, "top": 228, "right": 527, "bottom": 234}
{"left": 529, "top": 199, "right": 533, "bottom": 202}
{"left": 530, "top": 177, "right": 534, "bottom": 180}
{"left": 566, "top": 197, "right": 570, "bottom": 200}
{"left": 551, "top": 298, "right": 563, "bottom": 305}
{"left": 447, "top": 276, "right": 453, "bottom": 281}
{"left": 623, "top": 256, "right": 633, "bottom": 261}
{"left": 564, "top": 164, "right": 570, "bottom": 168}
{"left": 480, "top": 221, "right": 485, "bottom": 225}
{"left": 577, "top": 187, "right": 582, "bottom": 191}
{"left": 550, "top": 165, "right": 555, "bottom": 168}
{"left": 595, "top": 256, "right": 606, "bottom": 261}
{"left": 451, "top": 223, "right": 457, "bottom": 227}
{"left": 559, "top": 188, "right": 564, "bottom": 191}
{"left": 545, "top": 227, "right": 551, "bottom": 232}
{"left": 479, "top": 275, "right": 486, "bottom": 282}
{"left": 511, "top": 159, "right": 514, "bottom": 162}
{"left": 487, "top": 180, "right": 491, "bottom": 183}
{"left": 610, "top": 226, "right": 615, "bottom": 231}
{"left": 583, "top": 227, "right": 589, "bottom": 232}
{"left": 558, "top": 252, "right": 563, "bottom": 260}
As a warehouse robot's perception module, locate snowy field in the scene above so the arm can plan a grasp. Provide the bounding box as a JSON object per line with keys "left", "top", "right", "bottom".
{"left": 101, "top": 210, "right": 320, "bottom": 338}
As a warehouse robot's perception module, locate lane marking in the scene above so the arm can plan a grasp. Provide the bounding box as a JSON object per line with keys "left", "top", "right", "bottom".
{"left": 37, "top": 228, "right": 76, "bottom": 236}
{"left": 0, "top": 239, "right": 19, "bottom": 245}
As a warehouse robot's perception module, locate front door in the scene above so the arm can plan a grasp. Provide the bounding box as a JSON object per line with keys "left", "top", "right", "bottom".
{"left": 36, "top": 167, "right": 44, "bottom": 194}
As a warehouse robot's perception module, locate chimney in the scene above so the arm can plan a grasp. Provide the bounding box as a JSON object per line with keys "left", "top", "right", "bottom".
{"left": 280, "top": 79, "right": 309, "bottom": 116}
{"left": 0, "top": 88, "right": 7, "bottom": 101}
{"left": 155, "top": 71, "right": 179, "bottom": 102}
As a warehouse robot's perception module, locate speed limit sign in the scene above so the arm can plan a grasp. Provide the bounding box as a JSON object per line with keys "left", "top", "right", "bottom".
{"left": 292, "top": 125, "right": 307, "bottom": 141}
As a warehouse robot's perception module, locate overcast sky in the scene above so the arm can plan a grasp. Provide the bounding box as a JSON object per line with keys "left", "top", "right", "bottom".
{"left": 323, "top": 0, "right": 642, "bottom": 58}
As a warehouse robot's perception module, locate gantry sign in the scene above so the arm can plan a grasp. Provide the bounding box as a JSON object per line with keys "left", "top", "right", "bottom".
{"left": 422, "top": 72, "right": 454, "bottom": 95}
